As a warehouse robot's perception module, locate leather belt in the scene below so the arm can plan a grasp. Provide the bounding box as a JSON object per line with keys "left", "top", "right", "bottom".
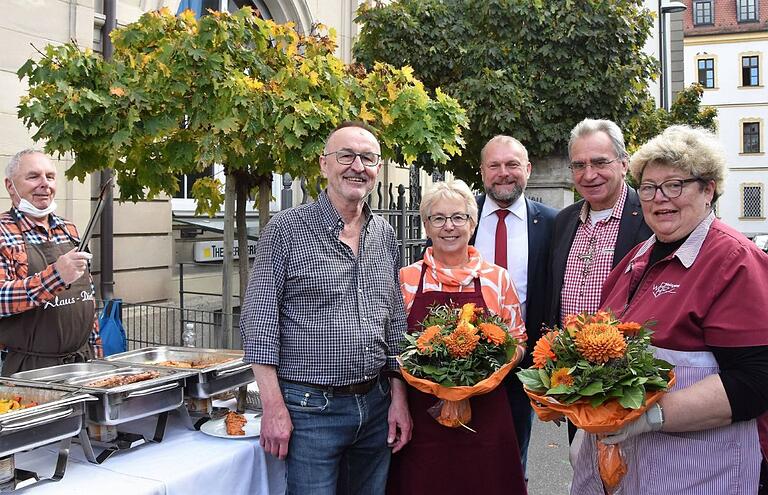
{"left": 281, "top": 376, "right": 379, "bottom": 396}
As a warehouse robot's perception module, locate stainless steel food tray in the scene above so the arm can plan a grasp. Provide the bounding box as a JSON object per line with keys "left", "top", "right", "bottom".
{"left": 103, "top": 346, "right": 254, "bottom": 398}
{"left": 12, "top": 363, "right": 192, "bottom": 426}
{"left": 0, "top": 379, "right": 93, "bottom": 458}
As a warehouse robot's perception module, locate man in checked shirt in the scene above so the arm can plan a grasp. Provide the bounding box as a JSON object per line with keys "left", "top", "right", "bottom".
{"left": 545, "top": 119, "right": 652, "bottom": 447}
{"left": 0, "top": 149, "right": 100, "bottom": 375}
{"left": 240, "top": 122, "right": 412, "bottom": 494}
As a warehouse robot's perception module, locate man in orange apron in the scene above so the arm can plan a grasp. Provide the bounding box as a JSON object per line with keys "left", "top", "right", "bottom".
{"left": 0, "top": 149, "right": 100, "bottom": 375}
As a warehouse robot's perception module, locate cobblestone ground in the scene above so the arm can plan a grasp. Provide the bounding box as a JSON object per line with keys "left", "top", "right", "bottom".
{"left": 526, "top": 418, "right": 572, "bottom": 495}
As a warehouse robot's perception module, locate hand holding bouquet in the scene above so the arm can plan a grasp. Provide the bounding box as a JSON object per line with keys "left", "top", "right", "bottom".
{"left": 399, "top": 302, "right": 522, "bottom": 428}
{"left": 515, "top": 310, "right": 674, "bottom": 491}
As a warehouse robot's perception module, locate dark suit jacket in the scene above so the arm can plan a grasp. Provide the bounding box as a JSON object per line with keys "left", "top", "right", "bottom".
{"left": 470, "top": 194, "right": 558, "bottom": 367}
{"left": 544, "top": 186, "right": 652, "bottom": 327}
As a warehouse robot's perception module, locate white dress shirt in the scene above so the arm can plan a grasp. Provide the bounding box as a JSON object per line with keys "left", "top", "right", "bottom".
{"left": 474, "top": 195, "right": 529, "bottom": 321}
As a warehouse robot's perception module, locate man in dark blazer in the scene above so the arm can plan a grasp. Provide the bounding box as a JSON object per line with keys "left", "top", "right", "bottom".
{"left": 544, "top": 118, "right": 652, "bottom": 443}
{"left": 470, "top": 135, "right": 557, "bottom": 471}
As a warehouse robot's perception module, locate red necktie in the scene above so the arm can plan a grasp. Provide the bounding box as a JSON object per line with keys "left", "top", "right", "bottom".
{"left": 495, "top": 209, "right": 509, "bottom": 269}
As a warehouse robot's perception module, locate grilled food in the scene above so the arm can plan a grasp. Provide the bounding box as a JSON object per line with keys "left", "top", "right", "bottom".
{"left": 154, "top": 358, "right": 229, "bottom": 369}
{"left": 85, "top": 371, "right": 160, "bottom": 389}
{"left": 225, "top": 411, "right": 247, "bottom": 436}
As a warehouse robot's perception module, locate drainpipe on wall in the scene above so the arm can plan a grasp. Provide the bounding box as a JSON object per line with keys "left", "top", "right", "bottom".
{"left": 100, "top": 0, "right": 117, "bottom": 301}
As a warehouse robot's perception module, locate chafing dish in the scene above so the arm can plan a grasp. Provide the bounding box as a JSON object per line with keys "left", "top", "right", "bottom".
{"left": 103, "top": 346, "right": 254, "bottom": 398}
{"left": 13, "top": 362, "right": 195, "bottom": 464}
{"left": 0, "top": 379, "right": 94, "bottom": 490}
{"left": 13, "top": 362, "right": 192, "bottom": 426}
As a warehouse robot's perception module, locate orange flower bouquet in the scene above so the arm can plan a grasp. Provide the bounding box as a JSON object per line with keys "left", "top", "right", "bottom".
{"left": 398, "top": 302, "right": 521, "bottom": 429}
{"left": 515, "top": 310, "right": 674, "bottom": 492}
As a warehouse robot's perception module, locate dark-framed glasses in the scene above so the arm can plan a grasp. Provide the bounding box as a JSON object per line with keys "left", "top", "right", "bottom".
{"left": 638, "top": 178, "right": 702, "bottom": 201}
{"left": 323, "top": 150, "right": 381, "bottom": 167}
{"left": 427, "top": 213, "right": 471, "bottom": 228}
{"left": 569, "top": 156, "right": 621, "bottom": 172}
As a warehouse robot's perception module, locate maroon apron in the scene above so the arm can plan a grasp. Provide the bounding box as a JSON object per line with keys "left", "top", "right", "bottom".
{"left": 387, "top": 264, "right": 528, "bottom": 495}
{"left": 1, "top": 220, "right": 94, "bottom": 376}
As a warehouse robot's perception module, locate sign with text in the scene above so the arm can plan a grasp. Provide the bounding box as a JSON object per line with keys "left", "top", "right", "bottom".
{"left": 193, "top": 240, "right": 258, "bottom": 262}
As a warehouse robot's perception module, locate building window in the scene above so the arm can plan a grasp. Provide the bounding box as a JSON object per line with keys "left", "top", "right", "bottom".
{"left": 174, "top": 165, "right": 215, "bottom": 200}
{"left": 738, "top": 0, "right": 758, "bottom": 22}
{"left": 742, "top": 56, "right": 760, "bottom": 86}
{"left": 744, "top": 122, "right": 761, "bottom": 153}
{"left": 697, "top": 58, "right": 715, "bottom": 88}
{"left": 693, "top": 0, "right": 714, "bottom": 25}
{"left": 742, "top": 184, "right": 763, "bottom": 218}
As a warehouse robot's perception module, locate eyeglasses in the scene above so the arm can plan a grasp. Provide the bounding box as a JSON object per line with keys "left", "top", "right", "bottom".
{"left": 427, "top": 213, "right": 471, "bottom": 228}
{"left": 569, "top": 157, "right": 621, "bottom": 172}
{"left": 322, "top": 150, "right": 381, "bottom": 168}
{"left": 638, "top": 178, "right": 702, "bottom": 201}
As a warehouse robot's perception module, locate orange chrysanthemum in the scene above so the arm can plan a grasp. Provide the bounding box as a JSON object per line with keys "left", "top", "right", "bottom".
{"left": 574, "top": 323, "right": 627, "bottom": 364}
{"left": 444, "top": 320, "right": 480, "bottom": 358}
{"left": 479, "top": 323, "right": 507, "bottom": 346}
{"left": 416, "top": 325, "right": 442, "bottom": 353}
{"left": 532, "top": 331, "right": 558, "bottom": 369}
{"left": 550, "top": 367, "right": 575, "bottom": 388}
{"left": 458, "top": 303, "right": 479, "bottom": 323}
{"left": 617, "top": 322, "right": 642, "bottom": 337}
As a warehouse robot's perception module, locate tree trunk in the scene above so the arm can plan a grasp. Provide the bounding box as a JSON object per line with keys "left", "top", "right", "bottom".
{"left": 221, "top": 169, "right": 236, "bottom": 349}
{"left": 258, "top": 174, "right": 271, "bottom": 230}
{"left": 236, "top": 176, "right": 249, "bottom": 307}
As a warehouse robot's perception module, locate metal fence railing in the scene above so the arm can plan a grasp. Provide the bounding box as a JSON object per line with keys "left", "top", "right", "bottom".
{"left": 99, "top": 301, "right": 241, "bottom": 351}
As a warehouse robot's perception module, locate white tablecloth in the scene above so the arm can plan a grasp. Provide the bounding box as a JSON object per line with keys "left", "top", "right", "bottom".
{"left": 13, "top": 408, "right": 286, "bottom": 495}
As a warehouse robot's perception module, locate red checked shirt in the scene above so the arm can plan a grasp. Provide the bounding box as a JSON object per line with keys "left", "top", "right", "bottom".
{"left": 0, "top": 209, "right": 101, "bottom": 356}
{"left": 560, "top": 182, "right": 627, "bottom": 323}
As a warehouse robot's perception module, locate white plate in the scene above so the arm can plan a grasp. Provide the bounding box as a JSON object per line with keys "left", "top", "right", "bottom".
{"left": 200, "top": 413, "right": 262, "bottom": 439}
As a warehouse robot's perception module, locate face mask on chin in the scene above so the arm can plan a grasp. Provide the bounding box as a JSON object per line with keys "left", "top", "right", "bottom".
{"left": 11, "top": 182, "right": 57, "bottom": 218}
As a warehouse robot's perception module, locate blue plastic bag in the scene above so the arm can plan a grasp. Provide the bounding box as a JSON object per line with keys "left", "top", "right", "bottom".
{"left": 99, "top": 299, "right": 127, "bottom": 356}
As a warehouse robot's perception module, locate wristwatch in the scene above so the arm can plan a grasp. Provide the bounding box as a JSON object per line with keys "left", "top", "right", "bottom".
{"left": 647, "top": 403, "right": 664, "bottom": 430}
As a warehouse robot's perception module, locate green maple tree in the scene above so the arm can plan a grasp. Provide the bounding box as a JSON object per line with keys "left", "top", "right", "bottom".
{"left": 17, "top": 7, "right": 468, "bottom": 310}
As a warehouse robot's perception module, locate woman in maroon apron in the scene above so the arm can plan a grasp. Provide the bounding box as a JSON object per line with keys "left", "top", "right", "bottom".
{"left": 388, "top": 181, "right": 527, "bottom": 495}
{"left": 1, "top": 214, "right": 95, "bottom": 376}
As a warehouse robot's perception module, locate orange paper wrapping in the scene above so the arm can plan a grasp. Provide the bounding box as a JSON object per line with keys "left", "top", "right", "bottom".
{"left": 399, "top": 359, "right": 516, "bottom": 427}
{"left": 524, "top": 371, "right": 676, "bottom": 491}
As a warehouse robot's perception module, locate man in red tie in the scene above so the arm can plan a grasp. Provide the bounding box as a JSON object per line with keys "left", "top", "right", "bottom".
{"left": 471, "top": 135, "right": 557, "bottom": 474}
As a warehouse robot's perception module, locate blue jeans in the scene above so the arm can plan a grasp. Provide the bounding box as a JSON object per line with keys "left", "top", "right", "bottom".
{"left": 280, "top": 377, "right": 392, "bottom": 495}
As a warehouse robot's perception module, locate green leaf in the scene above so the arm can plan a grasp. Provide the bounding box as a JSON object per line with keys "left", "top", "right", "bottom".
{"left": 516, "top": 369, "right": 545, "bottom": 391}
{"left": 618, "top": 386, "right": 645, "bottom": 409}
{"left": 538, "top": 368, "right": 551, "bottom": 389}
{"left": 578, "top": 381, "right": 604, "bottom": 396}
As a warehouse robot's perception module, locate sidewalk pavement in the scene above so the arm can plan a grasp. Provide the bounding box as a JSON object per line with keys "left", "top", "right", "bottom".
{"left": 526, "top": 418, "right": 573, "bottom": 494}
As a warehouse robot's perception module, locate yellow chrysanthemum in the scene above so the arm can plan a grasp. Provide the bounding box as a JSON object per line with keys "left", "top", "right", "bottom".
{"left": 444, "top": 320, "right": 480, "bottom": 358}
{"left": 458, "top": 303, "right": 479, "bottom": 323}
{"left": 550, "top": 367, "right": 574, "bottom": 388}
{"left": 478, "top": 323, "right": 507, "bottom": 346}
{"left": 416, "top": 325, "right": 442, "bottom": 353}
{"left": 574, "top": 323, "right": 627, "bottom": 364}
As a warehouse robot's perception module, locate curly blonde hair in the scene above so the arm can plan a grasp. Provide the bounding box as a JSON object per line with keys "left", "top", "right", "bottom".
{"left": 629, "top": 125, "right": 726, "bottom": 202}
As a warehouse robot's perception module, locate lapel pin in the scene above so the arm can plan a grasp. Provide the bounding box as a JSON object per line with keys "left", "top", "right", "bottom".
{"left": 533, "top": 219, "right": 538, "bottom": 224}
{"left": 632, "top": 211, "right": 638, "bottom": 216}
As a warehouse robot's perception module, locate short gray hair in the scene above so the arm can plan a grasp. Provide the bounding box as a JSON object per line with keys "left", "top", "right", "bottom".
{"left": 568, "top": 118, "right": 627, "bottom": 160}
{"left": 481, "top": 135, "right": 529, "bottom": 164}
{"left": 6, "top": 149, "right": 45, "bottom": 179}
{"left": 629, "top": 125, "right": 726, "bottom": 202}
{"left": 420, "top": 180, "right": 478, "bottom": 229}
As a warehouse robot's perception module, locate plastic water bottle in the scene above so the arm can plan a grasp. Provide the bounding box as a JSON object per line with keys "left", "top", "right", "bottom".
{"left": 182, "top": 323, "right": 196, "bottom": 347}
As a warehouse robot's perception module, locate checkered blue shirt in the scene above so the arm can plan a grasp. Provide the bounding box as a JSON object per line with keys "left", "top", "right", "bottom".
{"left": 240, "top": 191, "right": 407, "bottom": 386}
